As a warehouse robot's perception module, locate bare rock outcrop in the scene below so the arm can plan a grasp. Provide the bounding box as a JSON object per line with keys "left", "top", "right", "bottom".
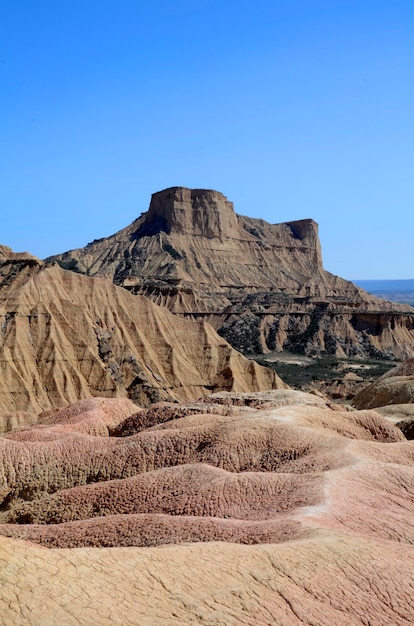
{"left": 353, "top": 358, "right": 414, "bottom": 409}
{"left": 2, "top": 533, "right": 414, "bottom": 625}
{"left": 0, "top": 252, "right": 282, "bottom": 414}
{"left": 47, "top": 186, "right": 414, "bottom": 359}
{"left": 1, "top": 390, "right": 414, "bottom": 624}
{"left": 6, "top": 397, "right": 138, "bottom": 439}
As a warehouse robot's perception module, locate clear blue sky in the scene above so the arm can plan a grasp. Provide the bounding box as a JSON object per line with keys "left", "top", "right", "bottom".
{"left": 1, "top": 1, "right": 413, "bottom": 279}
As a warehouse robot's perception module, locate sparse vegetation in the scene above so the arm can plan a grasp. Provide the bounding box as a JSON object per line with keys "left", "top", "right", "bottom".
{"left": 251, "top": 353, "right": 395, "bottom": 390}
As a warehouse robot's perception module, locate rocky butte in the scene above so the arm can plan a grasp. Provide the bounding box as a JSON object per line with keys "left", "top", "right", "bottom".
{"left": 48, "top": 186, "right": 414, "bottom": 360}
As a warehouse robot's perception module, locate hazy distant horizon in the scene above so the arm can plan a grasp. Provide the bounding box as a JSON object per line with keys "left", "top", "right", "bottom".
{"left": 353, "top": 279, "right": 414, "bottom": 289}
{"left": 352, "top": 279, "right": 414, "bottom": 306}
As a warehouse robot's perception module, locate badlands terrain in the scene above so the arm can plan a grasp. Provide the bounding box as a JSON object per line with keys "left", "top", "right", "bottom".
{"left": 1, "top": 381, "right": 414, "bottom": 624}
{"left": 1, "top": 187, "right": 414, "bottom": 624}
{"left": 0, "top": 244, "right": 280, "bottom": 414}
{"left": 49, "top": 187, "right": 414, "bottom": 359}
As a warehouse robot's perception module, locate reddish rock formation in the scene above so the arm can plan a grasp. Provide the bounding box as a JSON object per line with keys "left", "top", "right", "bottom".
{"left": 3, "top": 189, "right": 414, "bottom": 624}
{"left": 1, "top": 390, "right": 414, "bottom": 624}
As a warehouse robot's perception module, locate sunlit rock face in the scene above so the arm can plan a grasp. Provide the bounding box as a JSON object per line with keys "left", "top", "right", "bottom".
{"left": 1, "top": 389, "right": 414, "bottom": 625}
{"left": 143, "top": 187, "right": 241, "bottom": 238}
{"left": 0, "top": 250, "right": 282, "bottom": 414}
{"left": 48, "top": 186, "right": 414, "bottom": 359}
{"left": 354, "top": 357, "right": 414, "bottom": 410}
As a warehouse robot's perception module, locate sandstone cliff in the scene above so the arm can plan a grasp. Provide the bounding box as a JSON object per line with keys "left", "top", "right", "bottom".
{"left": 48, "top": 187, "right": 414, "bottom": 359}
{"left": 0, "top": 250, "right": 282, "bottom": 414}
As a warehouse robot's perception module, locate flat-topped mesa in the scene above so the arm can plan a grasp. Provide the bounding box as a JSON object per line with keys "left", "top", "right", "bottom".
{"left": 143, "top": 187, "right": 240, "bottom": 238}
{"left": 45, "top": 187, "right": 414, "bottom": 359}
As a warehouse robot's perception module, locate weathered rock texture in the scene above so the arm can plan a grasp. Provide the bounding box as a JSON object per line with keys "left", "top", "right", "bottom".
{"left": 0, "top": 250, "right": 281, "bottom": 414}
{"left": 353, "top": 358, "right": 414, "bottom": 442}
{"left": 48, "top": 187, "right": 414, "bottom": 359}
{"left": 353, "top": 358, "right": 414, "bottom": 409}
{"left": 1, "top": 390, "right": 414, "bottom": 624}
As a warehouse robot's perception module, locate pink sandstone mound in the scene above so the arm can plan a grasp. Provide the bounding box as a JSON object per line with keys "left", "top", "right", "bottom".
{"left": 1, "top": 388, "right": 414, "bottom": 625}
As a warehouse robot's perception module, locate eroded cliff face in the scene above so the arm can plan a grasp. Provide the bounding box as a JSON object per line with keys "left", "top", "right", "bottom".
{"left": 50, "top": 187, "right": 324, "bottom": 291}
{"left": 0, "top": 251, "right": 282, "bottom": 414}
{"left": 47, "top": 187, "right": 414, "bottom": 359}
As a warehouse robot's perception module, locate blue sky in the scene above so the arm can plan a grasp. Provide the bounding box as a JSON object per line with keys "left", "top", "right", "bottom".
{"left": 1, "top": 1, "right": 413, "bottom": 279}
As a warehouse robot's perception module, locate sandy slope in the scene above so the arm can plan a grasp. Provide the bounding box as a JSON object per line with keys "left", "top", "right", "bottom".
{"left": 0, "top": 252, "right": 281, "bottom": 413}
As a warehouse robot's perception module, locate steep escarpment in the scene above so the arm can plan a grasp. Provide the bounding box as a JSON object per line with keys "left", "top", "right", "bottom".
{"left": 48, "top": 187, "right": 414, "bottom": 359}
{"left": 48, "top": 188, "right": 324, "bottom": 293}
{"left": 0, "top": 251, "right": 281, "bottom": 414}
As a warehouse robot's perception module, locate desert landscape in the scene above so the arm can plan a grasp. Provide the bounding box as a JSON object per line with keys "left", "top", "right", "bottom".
{"left": 1, "top": 189, "right": 414, "bottom": 624}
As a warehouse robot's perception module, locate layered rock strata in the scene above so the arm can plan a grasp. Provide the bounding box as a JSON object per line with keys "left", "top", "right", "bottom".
{"left": 0, "top": 250, "right": 281, "bottom": 414}
{"left": 48, "top": 187, "right": 414, "bottom": 359}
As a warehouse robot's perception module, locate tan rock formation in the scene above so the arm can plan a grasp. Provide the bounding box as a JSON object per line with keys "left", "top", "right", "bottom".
{"left": 0, "top": 410, "right": 37, "bottom": 434}
{"left": 0, "top": 252, "right": 282, "bottom": 414}
{"left": 375, "top": 403, "right": 414, "bottom": 422}
{"left": 48, "top": 186, "right": 414, "bottom": 359}
{"left": 353, "top": 358, "right": 414, "bottom": 409}
{"left": 1, "top": 390, "right": 414, "bottom": 624}
{"left": 2, "top": 534, "right": 414, "bottom": 625}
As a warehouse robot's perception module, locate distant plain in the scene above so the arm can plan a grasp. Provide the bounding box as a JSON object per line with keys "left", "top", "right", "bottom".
{"left": 353, "top": 279, "right": 414, "bottom": 306}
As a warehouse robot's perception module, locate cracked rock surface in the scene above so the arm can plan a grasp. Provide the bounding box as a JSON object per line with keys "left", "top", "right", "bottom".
{"left": 1, "top": 389, "right": 414, "bottom": 624}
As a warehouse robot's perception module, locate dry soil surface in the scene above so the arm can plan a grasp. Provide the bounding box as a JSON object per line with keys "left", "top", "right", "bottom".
{"left": 1, "top": 390, "right": 414, "bottom": 625}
